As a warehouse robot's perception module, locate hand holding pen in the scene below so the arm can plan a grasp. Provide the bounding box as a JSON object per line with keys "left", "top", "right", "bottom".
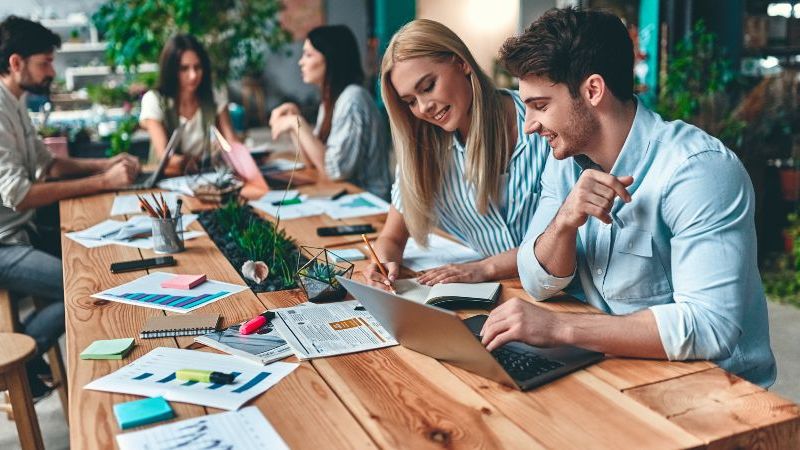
{"left": 361, "top": 234, "right": 397, "bottom": 293}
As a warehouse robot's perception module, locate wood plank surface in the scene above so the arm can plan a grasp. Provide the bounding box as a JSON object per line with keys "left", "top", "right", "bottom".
{"left": 61, "top": 184, "right": 800, "bottom": 450}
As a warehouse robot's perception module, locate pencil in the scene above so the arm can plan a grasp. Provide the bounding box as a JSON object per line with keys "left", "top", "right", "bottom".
{"left": 361, "top": 234, "right": 395, "bottom": 293}
{"left": 136, "top": 194, "right": 159, "bottom": 218}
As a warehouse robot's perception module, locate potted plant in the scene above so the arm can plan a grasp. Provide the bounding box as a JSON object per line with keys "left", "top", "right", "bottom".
{"left": 296, "top": 246, "right": 354, "bottom": 303}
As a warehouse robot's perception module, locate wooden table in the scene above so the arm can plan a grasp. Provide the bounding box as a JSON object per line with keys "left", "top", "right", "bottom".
{"left": 61, "top": 185, "right": 800, "bottom": 449}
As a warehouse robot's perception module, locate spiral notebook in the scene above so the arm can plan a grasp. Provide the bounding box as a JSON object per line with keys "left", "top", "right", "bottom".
{"left": 139, "top": 313, "right": 220, "bottom": 339}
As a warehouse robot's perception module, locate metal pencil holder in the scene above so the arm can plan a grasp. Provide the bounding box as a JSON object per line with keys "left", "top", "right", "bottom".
{"left": 151, "top": 216, "right": 184, "bottom": 254}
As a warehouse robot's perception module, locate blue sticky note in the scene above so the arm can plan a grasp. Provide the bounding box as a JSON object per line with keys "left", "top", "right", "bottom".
{"left": 113, "top": 396, "right": 174, "bottom": 430}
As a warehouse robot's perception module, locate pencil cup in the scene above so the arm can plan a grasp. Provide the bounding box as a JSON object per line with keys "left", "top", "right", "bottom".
{"left": 151, "top": 216, "right": 184, "bottom": 254}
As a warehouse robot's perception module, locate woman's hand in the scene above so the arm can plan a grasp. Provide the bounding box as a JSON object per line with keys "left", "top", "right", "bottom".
{"left": 270, "top": 114, "right": 302, "bottom": 140}
{"left": 416, "top": 261, "right": 491, "bottom": 285}
{"left": 269, "top": 103, "right": 301, "bottom": 128}
{"left": 363, "top": 261, "right": 400, "bottom": 291}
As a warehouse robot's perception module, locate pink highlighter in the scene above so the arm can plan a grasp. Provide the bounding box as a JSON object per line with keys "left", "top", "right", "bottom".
{"left": 240, "top": 311, "right": 275, "bottom": 335}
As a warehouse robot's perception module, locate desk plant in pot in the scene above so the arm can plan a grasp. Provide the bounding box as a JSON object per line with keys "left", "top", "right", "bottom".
{"left": 296, "top": 247, "right": 354, "bottom": 303}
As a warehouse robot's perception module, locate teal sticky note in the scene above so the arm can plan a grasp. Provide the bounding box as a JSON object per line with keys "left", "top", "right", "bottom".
{"left": 113, "top": 396, "right": 174, "bottom": 430}
{"left": 80, "top": 338, "right": 135, "bottom": 360}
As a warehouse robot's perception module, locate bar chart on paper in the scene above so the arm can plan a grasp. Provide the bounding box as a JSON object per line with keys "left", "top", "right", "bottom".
{"left": 92, "top": 272, "right": 248, "bottom": 313}
{"left": 85, "top": 347, "right": 298, "bottom": 410}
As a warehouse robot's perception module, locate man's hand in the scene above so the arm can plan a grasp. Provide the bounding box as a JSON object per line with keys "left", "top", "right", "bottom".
{"left": 480, "top": 297, "right": 562, "bottom": 351}
{"left": 363, "top": 261, "right": 400, "bottom": 291}
{"left": 105, "top": 153, "right": 140, "bottom": 175}
{"left": 416, "top": 261, "right": 491, "bottom": 285}
{"left": 556, "top": 169, "right": 633, "bottom": 228}
{"left": 101, "top": 160, "right": 137, "bottom": 190}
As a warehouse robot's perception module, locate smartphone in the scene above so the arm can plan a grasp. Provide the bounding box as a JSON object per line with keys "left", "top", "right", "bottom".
{"left": 316, "top": 224, "right": 375, "bottom": 237}
{"left": 110, "top": 256, "right": 176, "bottom": 273}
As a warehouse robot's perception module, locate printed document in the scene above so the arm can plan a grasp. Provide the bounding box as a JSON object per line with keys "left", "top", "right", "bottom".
{"left": 402, "top": 234, "right": 482, "bottom": 271}
{"left": 117, "top": 406, "right": 289, "bottom": 450}
{"left": 85, "top": 347, "right": 297, "bottom": 411}
{"left": 271, "top": 300, "right": 397, "bottom": 360}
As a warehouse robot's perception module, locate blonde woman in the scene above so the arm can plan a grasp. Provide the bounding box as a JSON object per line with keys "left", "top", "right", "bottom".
{"left": 364, "top": 19, "right": 550, "bottom": 289}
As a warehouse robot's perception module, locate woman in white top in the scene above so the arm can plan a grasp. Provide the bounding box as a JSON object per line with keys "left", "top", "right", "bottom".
{"left": 269, "top": 25, "right": 392, "bottom": 199}
{"left": 363, "top": 19, "right": 550, "bottom": 289}
{"left": 139, "top": 34, "right": 239, "bottom": 176}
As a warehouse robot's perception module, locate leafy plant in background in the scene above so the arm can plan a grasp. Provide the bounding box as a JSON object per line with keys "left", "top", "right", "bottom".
{"left": 92, "top": 0, "right": 291, "bottom": 84}
{"left": 656, "top": 21, "right": 746, "bottom": 148}
{"left": 106, "top": 116, "right": 139, "bottom": 157}
{"left": 764, "top": 212, "right": 800, "bottom": 308}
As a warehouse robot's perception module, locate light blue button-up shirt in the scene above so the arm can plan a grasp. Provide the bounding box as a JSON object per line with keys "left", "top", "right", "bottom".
{"left": 518, "top": 99, "right": 776, "bottom": 388}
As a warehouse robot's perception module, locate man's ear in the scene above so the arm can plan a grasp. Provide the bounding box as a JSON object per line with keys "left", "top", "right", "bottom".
{"left": 8, "top": 54, "right": 23, "bottom": 73}
{"left": 581, "top": 74, "right": 606, "bottom": 107}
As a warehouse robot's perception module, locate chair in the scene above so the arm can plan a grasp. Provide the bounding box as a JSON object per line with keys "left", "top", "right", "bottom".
{"left": 0, "top": 332, "right": 44, "bottom": 450}
{"left": 0, "top": 289, "right": 68, "bottom": 425}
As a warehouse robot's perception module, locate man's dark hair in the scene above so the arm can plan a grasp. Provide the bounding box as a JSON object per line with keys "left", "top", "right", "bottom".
{"left": 499, "top": 8, "right": 634, "bottom": 101}
{"left": 0, "top": 16, "right": 61, "bottom": 75}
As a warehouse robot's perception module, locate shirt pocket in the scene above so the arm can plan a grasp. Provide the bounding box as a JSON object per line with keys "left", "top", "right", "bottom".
{"left": 603, "top": 227, "right": 672, "bottom": 300}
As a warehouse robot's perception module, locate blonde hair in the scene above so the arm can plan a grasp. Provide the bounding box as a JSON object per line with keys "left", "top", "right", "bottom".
{"left": 381, "top": 19, "right": 512, "bottom": 246}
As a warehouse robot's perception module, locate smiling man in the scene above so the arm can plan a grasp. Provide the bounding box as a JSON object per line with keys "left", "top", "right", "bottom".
{"left": 479, "top": 8, "right": 776, "bottom": 387}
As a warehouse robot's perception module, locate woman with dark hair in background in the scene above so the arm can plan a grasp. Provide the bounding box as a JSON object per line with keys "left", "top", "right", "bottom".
{"left": 140, "top": 34, "right": 240, "bottom": 176}
{"left": 270, "top": 25, "right": 392, "bottom": 199}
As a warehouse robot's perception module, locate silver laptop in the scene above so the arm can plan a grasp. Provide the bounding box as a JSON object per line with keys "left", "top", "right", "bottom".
{"left": 337, "top": 276, "right": 604, "bottom": 391}
{"left": 122, "top": 125, "right": 183, "bottom": 190}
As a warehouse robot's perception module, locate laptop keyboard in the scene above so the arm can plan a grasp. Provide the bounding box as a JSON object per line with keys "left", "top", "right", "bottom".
{"left": 490, "top": 344, "right": 564, "bottom": 381}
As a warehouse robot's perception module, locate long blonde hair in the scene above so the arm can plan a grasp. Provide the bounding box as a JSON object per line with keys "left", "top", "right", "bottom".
{"left": 381, "top": 19, "right": 512, "bottom": 246}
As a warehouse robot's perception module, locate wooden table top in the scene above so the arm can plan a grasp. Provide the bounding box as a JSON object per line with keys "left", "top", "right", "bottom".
{"left": 61, "top": 183, "right": 800, "bottom": 449}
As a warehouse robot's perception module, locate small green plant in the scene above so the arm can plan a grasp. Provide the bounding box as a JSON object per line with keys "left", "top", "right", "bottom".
{"left": 237, "top": 219, "right": 271, "bottom": 261}
{"left": 87, "top": 83, "right": 133, "bottom": 106}
{"left": 106, "top": 116, "right": 139, "bottom": 157}
{"left": 299, "top": 260, "right": 346, "bottom": 284}
{"left": 215, "top": 199, "right": 246, "bottom": 233}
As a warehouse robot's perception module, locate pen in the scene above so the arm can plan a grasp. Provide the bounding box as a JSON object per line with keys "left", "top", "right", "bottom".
{"left": 176, "top": 369, "right": 236, "bottom": 384}
{"left": 240, "top": 310, "right": 276, "bottom": 335}
{"left": 361, "top": 234, "right": 395, "bottom": 293}
{"left": 330, "top": 188, "right": 347, "bottom": 201}
{"left": 271, "top": 195, "right": 301, "bottom": 206}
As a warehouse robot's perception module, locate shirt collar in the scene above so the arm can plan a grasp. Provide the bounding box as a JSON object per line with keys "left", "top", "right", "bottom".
{"left": 0, "top": 80, "right": 23, "bottom": 110}
{"left": 608, "top": 96, "right": 656, "bottom": 180}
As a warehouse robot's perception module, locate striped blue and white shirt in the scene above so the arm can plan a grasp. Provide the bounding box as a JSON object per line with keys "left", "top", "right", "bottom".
{"left": 315, "top": 84, "right": 393, "bottom": 200}
{"left": 392, "top": 90, "right": 550, "bottom": 257}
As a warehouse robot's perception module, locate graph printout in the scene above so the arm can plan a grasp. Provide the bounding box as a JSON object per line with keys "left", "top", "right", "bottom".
{"left": 84, "top": 347, "right": 297, "bottom": 410}
{"left": 92, "top": 272, "right": 247, "bottom": 313}
{"left": 117, "top": 407, "right": 289, "bottom": 450}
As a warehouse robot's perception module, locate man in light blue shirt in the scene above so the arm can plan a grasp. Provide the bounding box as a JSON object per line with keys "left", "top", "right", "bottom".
{"left": 480, "top": 8, "right": 776, "bottom": 387}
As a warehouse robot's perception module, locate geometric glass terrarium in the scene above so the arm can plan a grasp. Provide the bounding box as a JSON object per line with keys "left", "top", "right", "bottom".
{"left": 295, "top": 246, "right": 354, "bottom": 302}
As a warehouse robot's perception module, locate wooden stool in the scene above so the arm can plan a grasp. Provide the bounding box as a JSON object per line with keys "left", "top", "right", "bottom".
{"left": 0, "top": 333, "right": 44, "bottom": 450}
{"left": 0, "top": 289, "right": 68, "bottom": 424}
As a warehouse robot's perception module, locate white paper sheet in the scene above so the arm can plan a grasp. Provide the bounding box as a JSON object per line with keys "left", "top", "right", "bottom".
{"left": 110, "top": 193, "right": 182, "bottom": 216}
{"left": 323, "top": 192, "right": 390, "bottom": 219}
{"left": 66, "top": 215, "right": 201, "bottom": 249}
{"left": 402, "top": 234, "right": 482, "bottom": 272}
{"left": 157, "top": 173, "right": 233, "bottom": 196}
{"left": 249, "top": 195, "right": 326, "bottom": 220}
{"left": 91, "top": 271, "right": 247, "bottom": 313}
{"left": 85, "top": 347, "right": 297, "bottom": 411}
{"left": 271, "top": 300, "right": 397, "bottom": 360}
{"left": 116, "top": 406, "right": 289, "bottom": 450}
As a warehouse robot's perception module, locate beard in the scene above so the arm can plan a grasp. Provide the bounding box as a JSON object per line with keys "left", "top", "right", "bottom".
{"left": 554, "top": 96, "right": 601, "bottom": 159}
{"left": 20, "top": 68, "right": 52, "bottom": 95}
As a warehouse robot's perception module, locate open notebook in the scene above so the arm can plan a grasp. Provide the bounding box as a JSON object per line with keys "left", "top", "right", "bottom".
{"left": 393, "top": 279, "right": 500, "bottom": 310}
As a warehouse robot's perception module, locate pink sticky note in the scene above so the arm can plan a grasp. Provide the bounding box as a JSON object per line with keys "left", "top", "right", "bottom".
{"left": 160, "top": 274, "right": 207, "bottom": 290}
